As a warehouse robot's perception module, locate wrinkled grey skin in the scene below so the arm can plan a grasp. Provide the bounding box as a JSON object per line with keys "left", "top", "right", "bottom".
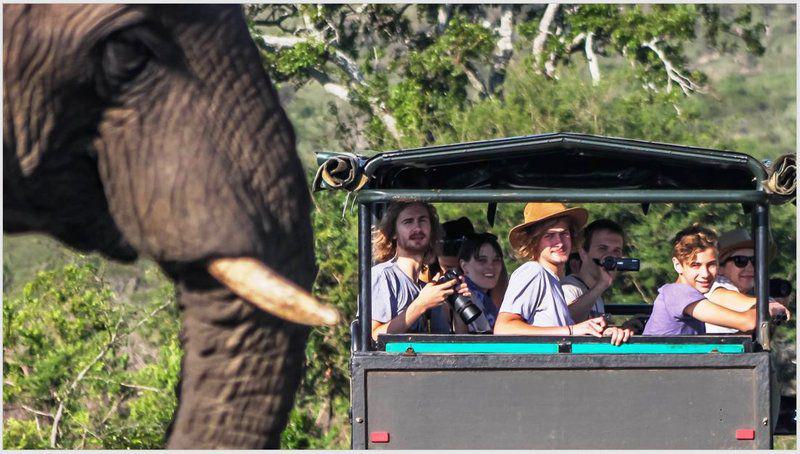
{"left": 4, "top": 4, "right": 315, "bottom": 448}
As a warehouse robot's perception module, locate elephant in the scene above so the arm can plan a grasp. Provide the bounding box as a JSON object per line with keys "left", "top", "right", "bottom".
{"left": 4, "top": 4, "right": 338, "bottom": 449}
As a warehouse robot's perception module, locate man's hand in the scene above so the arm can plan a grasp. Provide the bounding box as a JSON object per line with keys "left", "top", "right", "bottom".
{"left": 602, "top": 326, "right": 633, "bottom": 346}
{"left": 768, "top": 300, "right": 791, "bottom": 321}
{"left": 414, "top": 276, "right": 470, "bottom": 312}
{"left": 595, "top": 263, "right": 615, "bottom": 292}
{"left": 571, "top": 315, "right": 607, "bottom": 337}
{"left": 415, "top": 278, "right": 456, "bottom": 311}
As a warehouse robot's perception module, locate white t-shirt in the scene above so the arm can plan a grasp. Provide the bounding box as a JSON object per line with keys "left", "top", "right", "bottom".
{"left": 499, "top": 262, "right": 574, "bottom": 327}
{"left": 561, "top": 274, "right": 605, "bottom": 323}
{"left": 705, "top": 275, "right": 739, "bottom": 334}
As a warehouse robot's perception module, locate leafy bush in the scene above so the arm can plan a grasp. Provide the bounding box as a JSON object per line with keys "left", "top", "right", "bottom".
{"left": 3, "top": 257, "right": 180, "bottom": 449}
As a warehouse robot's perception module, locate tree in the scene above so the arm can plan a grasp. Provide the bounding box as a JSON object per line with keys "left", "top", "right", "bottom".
{"left": 247, "top": 4, "right": 765, "bottom": 147}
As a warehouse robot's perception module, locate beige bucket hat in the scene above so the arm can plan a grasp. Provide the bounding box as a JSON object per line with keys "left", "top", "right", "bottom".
{"left": 718, "top": 228, "right": 777, "bottom": 263}
{"left": 508, "top": 202, "right": 588, "bottom": 251}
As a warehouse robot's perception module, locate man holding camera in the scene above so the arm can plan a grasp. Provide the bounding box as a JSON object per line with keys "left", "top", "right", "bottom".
{"left": 562, "top": 219, "right": 627, "bottom": 323}
{"left": 370, "top": 202, "right": 471, "bottom": 341}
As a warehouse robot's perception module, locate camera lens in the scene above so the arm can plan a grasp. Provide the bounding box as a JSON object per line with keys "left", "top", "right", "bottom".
{"left": 453, "top": 295, "right": 482, "bottom": 324}
{"left": 435, "top": 269, "right": 482, "bottom": 325}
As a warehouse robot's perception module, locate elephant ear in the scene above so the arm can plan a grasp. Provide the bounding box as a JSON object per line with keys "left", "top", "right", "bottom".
{"left": 208, "top": 257, "right": 339, "bottom": 326}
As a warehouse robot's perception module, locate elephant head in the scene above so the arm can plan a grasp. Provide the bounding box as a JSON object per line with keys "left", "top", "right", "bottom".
{"left": 3, "top": 4, "right": 338, "bottom": 448}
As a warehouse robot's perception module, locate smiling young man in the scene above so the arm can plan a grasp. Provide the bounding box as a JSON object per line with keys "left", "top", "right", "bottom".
{"left": 494, "top": 203, "right": 631, "bottom": 345}
{"left": 370, "top": 202, "right": 470, "bottom": 340}
{"left": 643, "top": 225, "right": 757, "bottom": 335}
{"left": 562, "top": 219, "right": 626, "bottom": 323}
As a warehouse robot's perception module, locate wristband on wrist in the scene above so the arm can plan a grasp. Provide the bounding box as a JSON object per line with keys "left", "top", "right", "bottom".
{"left": 567, "top": 325, "right": 573, "bottom": 335}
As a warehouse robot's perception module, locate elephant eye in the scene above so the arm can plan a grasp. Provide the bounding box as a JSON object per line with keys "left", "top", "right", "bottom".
{"left": 94, "top": 28, "right": 160, "bottom": 100}
{"left": 102, "top": 35, "right": 151, "bottom": 86}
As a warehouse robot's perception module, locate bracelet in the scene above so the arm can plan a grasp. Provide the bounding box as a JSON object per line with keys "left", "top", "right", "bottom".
{"left": 567, "top": 325, "right": 573, "bottom": 336}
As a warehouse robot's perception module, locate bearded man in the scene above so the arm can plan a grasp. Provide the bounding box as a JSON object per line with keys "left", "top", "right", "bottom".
{"left": 370, "top": 202, "right": 470, "bottom": 340}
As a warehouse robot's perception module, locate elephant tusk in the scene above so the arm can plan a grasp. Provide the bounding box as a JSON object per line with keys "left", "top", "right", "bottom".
{"left": 207, "top": 257, "right": 340, "bottom": 327}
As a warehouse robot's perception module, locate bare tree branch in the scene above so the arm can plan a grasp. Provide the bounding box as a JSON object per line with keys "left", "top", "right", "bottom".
{"left": 306, "top": 69, "right": 401, "bottom": 141}
{"left": 51, "top": 321, "right": 122, "bottom": 447}
{"left": 21, "top": 404, "right": 54, "bottom": 419}
{"left": 532, "top": 4, "right": 560, "bottom": 69}
{"left": 259, "top": 31, "right": 401, "bottom": 141}
{"left": 260, "top": 34, "right": 368, "bottom": 87}
{"left": 566, "top": 32, "right": 586, "bottom": 54}
{"left": 643, "top": 38, "right": 705, "bottom": 95}
{"left": 49, "top": 301, "right": 172, "bottom": 448}
{"left": 252, "top": 5, "right": 296, "bottom": 32}
{"left": 436, "top": 4, "right": 453, "bottom": 35}
{"left": 462, "top": 61, "right": 489, "bottom": 97}
{"left": 489, "top": 4, "right": 515, "bottom": 92}
{"left": 544, "top": 53, "right": 558, "bottom": 79}
{"left": 260, "top": 34, "right": 307, "bottom": 49}
{"left": 585, "top": 31, "right": 601, "bottom": 84}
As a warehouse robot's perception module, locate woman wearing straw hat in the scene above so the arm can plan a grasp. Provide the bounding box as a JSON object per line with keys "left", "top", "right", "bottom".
{"left": 494, "top": 203, "right": 632, "bottom": 345}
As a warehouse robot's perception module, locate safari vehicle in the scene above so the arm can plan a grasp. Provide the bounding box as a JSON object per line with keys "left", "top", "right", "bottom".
{"left": 314, "top": 133, "right": 795, "bottom": 449}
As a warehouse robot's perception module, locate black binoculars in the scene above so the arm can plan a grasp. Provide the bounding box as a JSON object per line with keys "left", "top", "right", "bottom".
{"left": 593, "top": 257, "right": 640, "bottom": 272}
{"left": 435, "top": 269, "right": 482, "bottom": 324}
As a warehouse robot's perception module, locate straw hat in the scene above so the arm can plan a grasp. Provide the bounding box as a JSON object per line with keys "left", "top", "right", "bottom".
{"left": 718, "top": 228, "right": 777, "bottom": 263}
{"left": 508, "top": 203, "right": 588, "bottom": 251}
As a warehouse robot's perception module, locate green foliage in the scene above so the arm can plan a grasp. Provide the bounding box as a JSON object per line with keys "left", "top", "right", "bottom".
{"left": 274, "top": 41, "right": 327, "bottom": 76}
{"left": 3, "top": 254, "right": 180, "bottom": 449}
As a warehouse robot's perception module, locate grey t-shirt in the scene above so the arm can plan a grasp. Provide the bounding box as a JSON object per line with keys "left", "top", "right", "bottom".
{"left": 499, "top": 262, "right": 574, "bottom": 327}
{"left": 561, "top": 274, "right": 605, "bottom": 322}
{"left": 705, "top": 276, "right": 740, "bottom": 334}
{"left": 371, "top": 259, "right": 450, "bottom": 333}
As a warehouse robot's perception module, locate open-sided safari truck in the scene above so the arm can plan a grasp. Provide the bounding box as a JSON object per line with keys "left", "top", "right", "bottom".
{"left": 314, "top": 133, "right": 796, "bottom": 449}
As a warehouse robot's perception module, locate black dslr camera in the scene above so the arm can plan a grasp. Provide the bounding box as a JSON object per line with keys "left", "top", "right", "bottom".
{"left": 435, "top": 269, "right": 482, "bottom": 324}
{"left": 593, "top": 257, "right": 640, "bottom": 272}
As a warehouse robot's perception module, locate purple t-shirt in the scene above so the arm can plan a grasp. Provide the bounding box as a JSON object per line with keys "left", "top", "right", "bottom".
{"left": 643, "top": 283, "right": 707, "bottom": 335}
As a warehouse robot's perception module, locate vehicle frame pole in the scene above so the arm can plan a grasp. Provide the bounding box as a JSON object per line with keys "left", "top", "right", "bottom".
{"left": 358, "top": 202, "right": 373, "bottom": 351}
{"left": 753, "top": 202, "right": 770, "bottom": 350}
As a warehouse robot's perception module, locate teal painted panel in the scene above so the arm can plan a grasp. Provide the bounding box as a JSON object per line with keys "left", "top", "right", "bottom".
{"left": 385, "top": 342, "right": 559, "bottom": 354}
{"left": 571, "top": 343, "right": 744, "bottom": 354}
{"left": 385, "top": 342, "right": 744, "bottom": 355}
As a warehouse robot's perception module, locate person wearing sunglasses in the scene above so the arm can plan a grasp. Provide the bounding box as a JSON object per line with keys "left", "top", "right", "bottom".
{"left": 704, "top": 229, "right": 791, "bottom": 334}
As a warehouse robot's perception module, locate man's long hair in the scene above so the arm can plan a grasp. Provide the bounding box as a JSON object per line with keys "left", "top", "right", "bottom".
{"left": 372, "top": 202, "right": 441, "bottom": 264}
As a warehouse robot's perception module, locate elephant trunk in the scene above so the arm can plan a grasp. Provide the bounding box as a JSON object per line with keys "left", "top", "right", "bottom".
{"left": 166, "top": 268, "right": 309, "bottom": 449}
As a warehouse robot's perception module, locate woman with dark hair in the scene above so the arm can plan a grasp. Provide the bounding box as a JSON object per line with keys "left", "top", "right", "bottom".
{"left": 453, "top": 232, "right": 508, "bottom": 333}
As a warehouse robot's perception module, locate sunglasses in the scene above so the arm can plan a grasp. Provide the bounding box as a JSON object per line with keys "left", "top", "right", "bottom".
{"left": 725, "top": 255, "right": 756, "bottom": 269}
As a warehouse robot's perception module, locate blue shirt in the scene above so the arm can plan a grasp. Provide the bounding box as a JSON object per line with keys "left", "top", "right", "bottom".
{"left": 465, "top": 276, "right": 499, "bottom": 332}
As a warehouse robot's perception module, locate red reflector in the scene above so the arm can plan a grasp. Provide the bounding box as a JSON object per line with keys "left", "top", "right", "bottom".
{"left": 735, "top": 429, "right": 755, "bottom": 440}
{"left": 370, "top": 431, "right": 390, "bottom": 443}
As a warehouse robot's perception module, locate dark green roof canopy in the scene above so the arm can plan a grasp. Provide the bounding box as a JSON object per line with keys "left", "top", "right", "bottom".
{"left": 357, "top": 133, "right": 766, "bottom": 191}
